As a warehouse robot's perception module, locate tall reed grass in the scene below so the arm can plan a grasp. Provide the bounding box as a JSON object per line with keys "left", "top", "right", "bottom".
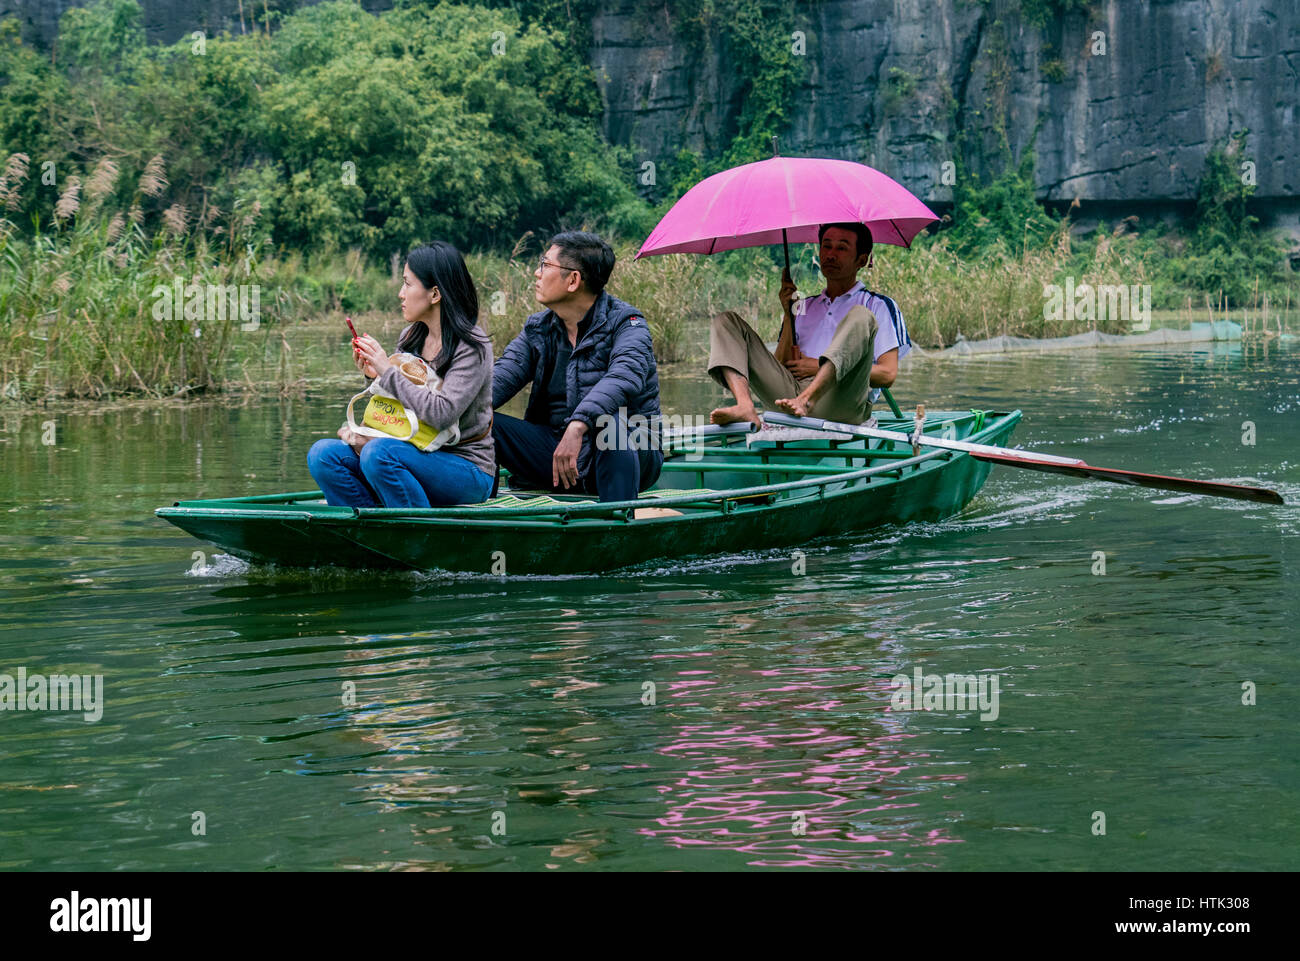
{"left": 0, "top": 152, "right": 287, "bottom": 398}
{"left": 868, "top": 224, "right": 1150, "bottom": 346}
{"left": 2, "top": 150, "right": 1292, "bottom": 402}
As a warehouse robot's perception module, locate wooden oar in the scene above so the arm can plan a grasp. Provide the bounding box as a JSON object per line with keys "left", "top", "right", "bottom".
{"left": 762, "top": 411, "right": 1285, "bottom": 506}
{"left": 662, "top": 421, "right": 757, "bottom": 445}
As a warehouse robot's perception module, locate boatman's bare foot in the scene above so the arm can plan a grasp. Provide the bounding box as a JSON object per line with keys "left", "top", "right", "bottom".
{"left": 710, "top": 403, "right": 762, "bottom": 429}
{"left": 774, "top": 395, "right": 814, "bottom": 418}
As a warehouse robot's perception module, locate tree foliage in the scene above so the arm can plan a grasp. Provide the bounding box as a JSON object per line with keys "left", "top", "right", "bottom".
{"left": 0, "top": 0, "right": 650, "bottom": 258}
{"left": 947, "top": 149, "right": 1059, "bottom": 256}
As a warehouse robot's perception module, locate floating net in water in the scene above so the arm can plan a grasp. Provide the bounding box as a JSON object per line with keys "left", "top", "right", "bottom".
{"left": 918, "top": 321, "right": 1244, "bottom": 357}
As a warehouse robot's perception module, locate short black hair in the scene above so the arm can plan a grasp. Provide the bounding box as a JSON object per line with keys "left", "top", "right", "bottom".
{"left": 817, "top": 222, "right": 874, "bottom": 261}
{"left": 548, "top": 231, "right": 615, "bottom": 294}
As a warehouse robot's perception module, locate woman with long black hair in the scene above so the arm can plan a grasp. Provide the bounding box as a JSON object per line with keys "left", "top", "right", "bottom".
{"left": 308, "top": 242, "right": 495, "bottom": 507}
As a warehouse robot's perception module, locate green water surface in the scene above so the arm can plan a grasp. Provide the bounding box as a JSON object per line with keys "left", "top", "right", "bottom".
{"left": 1, "top": 340, "right": 1296, "bottom": 870}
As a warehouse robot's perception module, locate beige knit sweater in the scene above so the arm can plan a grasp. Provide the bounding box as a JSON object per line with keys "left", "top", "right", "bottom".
{"left": 372, "top": 327, "right": 496, "bottom": 477}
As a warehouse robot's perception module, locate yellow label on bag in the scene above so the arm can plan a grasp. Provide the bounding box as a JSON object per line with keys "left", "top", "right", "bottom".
{"left": 362, "top": 394, "right": 440, "bottom": 449}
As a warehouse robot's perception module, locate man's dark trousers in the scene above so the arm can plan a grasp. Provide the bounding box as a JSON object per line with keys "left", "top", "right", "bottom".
{"left": 493, "top": 413, "right": 662, "bottom": 502}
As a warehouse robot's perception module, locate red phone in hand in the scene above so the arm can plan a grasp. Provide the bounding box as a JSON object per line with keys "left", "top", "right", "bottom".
{"left": 346, "top": 315, "right": 359, "bottom": 341}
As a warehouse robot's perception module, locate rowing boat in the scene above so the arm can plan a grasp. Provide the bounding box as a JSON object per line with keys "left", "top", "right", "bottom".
{"left": 155, "top": 408, "right": 1017, "bottom": 574}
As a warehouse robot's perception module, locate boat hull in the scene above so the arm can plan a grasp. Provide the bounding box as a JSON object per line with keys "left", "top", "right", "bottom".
{"left": 157, "top": 410, "right": 1020, "bottom": 575}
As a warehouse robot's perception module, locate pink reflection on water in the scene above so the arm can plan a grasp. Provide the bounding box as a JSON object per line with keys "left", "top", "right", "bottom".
{"left": 639, "top": 664, "right": 965, "bottom": 868}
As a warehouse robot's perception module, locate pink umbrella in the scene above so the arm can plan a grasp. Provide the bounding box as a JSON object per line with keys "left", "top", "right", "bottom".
{"left": 635, "top": 155, "right": 937, "bottom": 259}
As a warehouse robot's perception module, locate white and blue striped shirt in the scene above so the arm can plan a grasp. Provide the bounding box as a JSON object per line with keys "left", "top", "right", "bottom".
{"left": 794, "top": 282, "right": 910, "bottom": 401}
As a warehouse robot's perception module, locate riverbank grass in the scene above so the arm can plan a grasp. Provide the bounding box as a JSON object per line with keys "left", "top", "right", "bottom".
{"left": 3, "top": 165, "right": 1294, "bottom": 400}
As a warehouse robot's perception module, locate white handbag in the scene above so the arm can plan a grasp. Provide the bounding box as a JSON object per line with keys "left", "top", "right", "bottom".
{"left": 344, "top": 352, "right": 460, "bottom": 451}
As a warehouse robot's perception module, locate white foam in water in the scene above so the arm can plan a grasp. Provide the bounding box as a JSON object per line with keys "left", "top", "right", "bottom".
{"left": 1068, "top": 410, "right": 1210, "bottom": 445}
{"left": 624, "top": 544, "right": 834, "bottom": 577}
{"left": 186, "top": 553, "right": 250, "bottom": 577}
{"left": 956, "top": 483, "right": 1093, "bottom": 527}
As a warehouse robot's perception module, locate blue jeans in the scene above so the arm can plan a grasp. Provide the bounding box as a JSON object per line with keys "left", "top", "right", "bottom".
{"left": 308, "top": 438, "right": 494, "bottom": 508}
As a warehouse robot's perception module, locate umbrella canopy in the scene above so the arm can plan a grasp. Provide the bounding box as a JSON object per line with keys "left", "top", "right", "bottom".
{"left": 636, "top": 156, "right": 938, "bottom": 258}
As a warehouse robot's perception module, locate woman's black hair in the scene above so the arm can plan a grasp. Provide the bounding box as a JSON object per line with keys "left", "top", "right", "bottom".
{"left": 396, "top": 242, "right": 486, "bottom": 377}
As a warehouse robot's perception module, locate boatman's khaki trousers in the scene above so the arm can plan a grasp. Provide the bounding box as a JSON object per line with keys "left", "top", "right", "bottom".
{"left": 707, "top": 307, "right": 878, "bottom": 424}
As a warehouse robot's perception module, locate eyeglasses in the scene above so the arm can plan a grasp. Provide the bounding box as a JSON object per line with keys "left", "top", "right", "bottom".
{"left": 537, "top": 258, "right": 579, "bottom": 274}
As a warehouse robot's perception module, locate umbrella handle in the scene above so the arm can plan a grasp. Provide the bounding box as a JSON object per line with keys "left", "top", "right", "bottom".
{"left": 780, "top": 228, "right": 796, "bottom": 347}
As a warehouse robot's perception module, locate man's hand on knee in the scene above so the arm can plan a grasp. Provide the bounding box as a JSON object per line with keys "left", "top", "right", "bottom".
{"left": 553, "top": 420, "right": 586, "bottom": 489}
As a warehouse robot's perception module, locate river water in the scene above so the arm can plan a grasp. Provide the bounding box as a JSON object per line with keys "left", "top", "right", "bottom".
{"left": 1, "top": 339, "right": 1296, "bottom": 871}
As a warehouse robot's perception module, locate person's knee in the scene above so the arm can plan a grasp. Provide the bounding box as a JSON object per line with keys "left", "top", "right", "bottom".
{"left": 308, "top": 438, "right": 345, "bottom": 471}
{"left": 593, "top": 420, "right": 638, "bottom": 469}
{"left": 710, "top": 310, "right": 745, "bottom": 334}
{"left": 359, "top": 438, "right": 401, "bottom": 472}
{"left": 490, "top": 416, "right": 535, "bottom": 473}
{"left": 640, "top": 449, "right": 664, "bottom": 490}
{"left": 827, "top": 308, "right": 877, "bottom": 368}
{"left": 492, "top": 413, "right": 523, "bottom": 434}
{"left": 841, "top": 306, "right": 878, "bottom": 337}
{"left": 491, "top": 413, "right": 530, "bottom": 450}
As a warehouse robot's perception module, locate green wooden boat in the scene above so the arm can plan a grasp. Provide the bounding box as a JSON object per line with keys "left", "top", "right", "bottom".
{"left": 155, "top": 408, "right": 1020, "bottom": 575}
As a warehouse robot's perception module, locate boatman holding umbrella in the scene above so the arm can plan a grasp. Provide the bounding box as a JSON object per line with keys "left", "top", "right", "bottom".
{"left": 707, "top": 222, "right": 910, "bottom": 428}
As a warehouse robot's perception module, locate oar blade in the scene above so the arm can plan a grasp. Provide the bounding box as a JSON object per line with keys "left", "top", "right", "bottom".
{"left": 970, "top": 452, "right": 1285, "bottom": 505}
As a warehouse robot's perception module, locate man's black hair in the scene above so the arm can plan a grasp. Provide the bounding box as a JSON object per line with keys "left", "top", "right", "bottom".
{"left": 548, "top": 231, "right": 616, "bottom": 295}
{"left": 817, "top": 223, "right": 874, "bottom": 261}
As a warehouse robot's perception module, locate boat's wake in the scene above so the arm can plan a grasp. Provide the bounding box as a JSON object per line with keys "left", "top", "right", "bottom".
{"left": 620, "top": 542, "right": 849, "bottom": 578}
{"left": 185, "top": 552, "right": 252, "bottom": 577}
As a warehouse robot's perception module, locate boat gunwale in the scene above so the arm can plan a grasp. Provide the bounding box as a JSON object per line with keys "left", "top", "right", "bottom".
{"left": 155, "top": 410, "right": 1021, "bottom": 525}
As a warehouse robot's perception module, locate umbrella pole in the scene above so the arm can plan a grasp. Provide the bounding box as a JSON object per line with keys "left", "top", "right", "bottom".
{"left": 781, "top": 227, "right": 795, "bottom": 347}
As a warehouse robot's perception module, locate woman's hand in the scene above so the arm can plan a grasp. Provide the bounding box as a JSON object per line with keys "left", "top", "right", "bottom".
{"left": 352, "top": 333, "right": 378, "bottom": 378}
{"left": 337, "top": 424, "right": 371, "bottom": 456}
{"left": 353, "top": 346, "right": 378, "bottom": 379}
{"left": 354, "top": 334, "right": 391, "bottom": 377}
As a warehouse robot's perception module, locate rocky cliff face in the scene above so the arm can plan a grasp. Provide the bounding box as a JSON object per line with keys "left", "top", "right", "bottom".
{"left": 5, "top": 0, "right": 1296, "bottom": 223}
{"left": 591, "top": 0, "right": 1298, "bottom": 225}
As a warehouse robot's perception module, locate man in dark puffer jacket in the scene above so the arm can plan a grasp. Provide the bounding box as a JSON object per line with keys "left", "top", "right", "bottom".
{"left": 491, "top": 231, "right": 663, "bottom": 502}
